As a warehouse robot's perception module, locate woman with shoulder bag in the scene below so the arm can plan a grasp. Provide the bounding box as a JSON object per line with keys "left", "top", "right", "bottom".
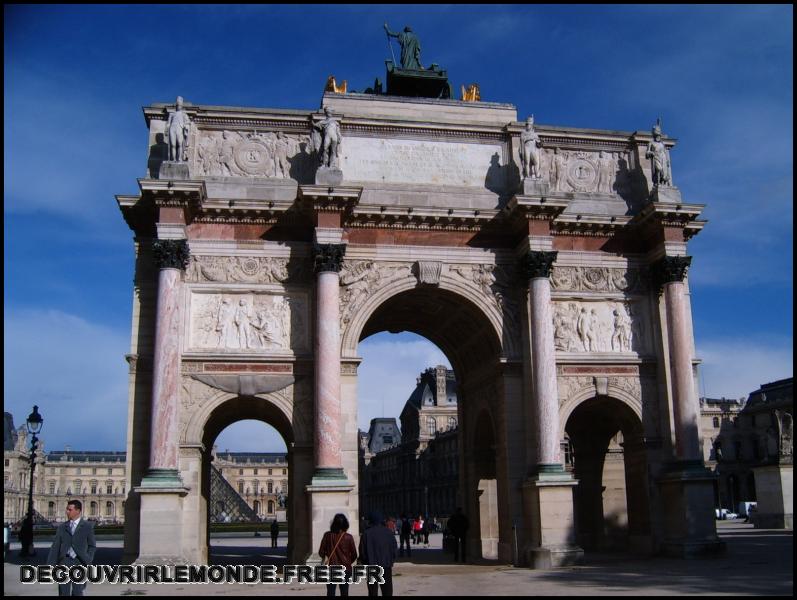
{"left": 319, "top": 513, "right": 358, "bottom": 597}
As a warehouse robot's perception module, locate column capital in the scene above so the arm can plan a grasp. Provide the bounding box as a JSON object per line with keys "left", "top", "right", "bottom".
{"left": 653, "top": 255, "right": 692, "bottom": 289}
{"left": 313, "top": 243, "right": 346, "bottom": 274}
{"left": 520, "top": 250, "right": 558, "bottom": 280}
{"left": 152, "top": 239, "right": 190, "bottom": 271}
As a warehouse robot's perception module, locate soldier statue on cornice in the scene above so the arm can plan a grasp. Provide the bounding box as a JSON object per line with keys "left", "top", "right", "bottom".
{"left": 646, "top": 118, "right": 672, "bottom": 187}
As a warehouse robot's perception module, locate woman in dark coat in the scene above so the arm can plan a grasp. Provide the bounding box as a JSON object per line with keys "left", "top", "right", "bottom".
{"left": 319, "top": 513, "right": 358, "bottom": 597}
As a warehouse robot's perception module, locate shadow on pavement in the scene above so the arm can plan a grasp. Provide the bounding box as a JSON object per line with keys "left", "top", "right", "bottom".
{"left": 209, "top": 545, "right": 287, "bottom": 568}
{"left": 530, "top": 525, "right": 793, "bottom": 596}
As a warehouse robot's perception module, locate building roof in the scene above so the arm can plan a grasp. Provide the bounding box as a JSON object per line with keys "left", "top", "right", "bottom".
{"left": 214, "top": 452, "right": 287, "bottom": 464}
{"left": 47, "top": 451, "right": 127, "bottom": 462}
{"left": 403, "top": 366, "right": 457, "bottom": 414}
{"left": 4, "top": 412, "right": 17, "bottom": 452}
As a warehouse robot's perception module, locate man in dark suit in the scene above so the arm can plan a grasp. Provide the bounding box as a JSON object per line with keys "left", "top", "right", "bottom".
{"left": 47, "top": 500, "right": 96, "bottom": 596}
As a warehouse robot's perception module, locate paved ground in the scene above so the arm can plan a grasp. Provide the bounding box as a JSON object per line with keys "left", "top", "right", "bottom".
{"left": 3, "top": 522, "right": 793, "bottom": 596}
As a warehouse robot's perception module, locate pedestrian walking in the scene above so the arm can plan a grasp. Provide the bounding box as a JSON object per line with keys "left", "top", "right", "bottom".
{"left": 447, "top": 507, "right": 469, "bottom": 563}
{"left": 270, "top": 519, "right": 279, "bottom": 548}
{"left": 399, "top": 513, "right": 412, "bottom": 557}
{"left": 359, "top": 511, "right": 397, "bottom": 597}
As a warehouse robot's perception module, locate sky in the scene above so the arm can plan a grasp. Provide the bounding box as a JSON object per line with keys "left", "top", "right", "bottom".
{"left": 4, "top": 5, "right": 793, "bottom": 453}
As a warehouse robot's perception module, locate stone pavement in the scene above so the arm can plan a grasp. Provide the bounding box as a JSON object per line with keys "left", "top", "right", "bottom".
{"left": 3, "top": 522, "right": 792, "bottom": 596}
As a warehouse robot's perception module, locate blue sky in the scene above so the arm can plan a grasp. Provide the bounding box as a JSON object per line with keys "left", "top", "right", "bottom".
{"left": 4, "top": 5, "right": 793, "bottom": 452}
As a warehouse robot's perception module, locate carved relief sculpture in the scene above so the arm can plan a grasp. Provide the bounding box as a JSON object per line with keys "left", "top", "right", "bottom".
{"left": 596, "top": 151, "right": 615, "bottom": 194}
{"left": 193, "top": 130, "right": 310, "bottom": 179}
{"left": 339, "top": 261, "right": 413, "bottom": 326}
{"left": 553, "top": 301, "right": 647, "bottom": 354}
{"left": 550, "top": 148, "right": 567, "bottom": 192}
{"left": 550, "top": 266, "right": 649, "bottom": 294}
{"left": 185, "top": 256, "right": 293, "bottom": 284}
{"left": 191, "top": 293, "right": 304, "bottom": 352}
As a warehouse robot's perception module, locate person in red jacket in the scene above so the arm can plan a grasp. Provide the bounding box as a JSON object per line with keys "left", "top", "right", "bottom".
{"left": 319, "top": 513, "right": 358, "bottom": 597}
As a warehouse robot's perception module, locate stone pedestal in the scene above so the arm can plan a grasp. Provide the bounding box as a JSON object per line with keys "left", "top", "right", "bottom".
{"left": 657, "top": 464, "right": 725, "bottom": 557}
{"left": 522, "top": 178, "right": 549, "bottom": 196}
{"left": 158, "top": 161, "right": 190, "bottom": 180}
{"left": 522, "top": 472, "right": 584, "bottom": 569}
{"left": 305, "top": 480, "right": 356, "bottom": 564}
{"left": 651, "top": 185, "right": 682, "bottom": 204}
{"left": 752, "top": 463, "right": 793, "bottom": 529}
{"left": 315, "top": 166, "right": 343, "bottom": 186}
{"left": 134, "top": 486, "right": 190, "bottom": 564}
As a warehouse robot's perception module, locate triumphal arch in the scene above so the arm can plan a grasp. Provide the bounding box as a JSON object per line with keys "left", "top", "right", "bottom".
{"left": 117, "top": 67, "right": 723, "bottom": 567}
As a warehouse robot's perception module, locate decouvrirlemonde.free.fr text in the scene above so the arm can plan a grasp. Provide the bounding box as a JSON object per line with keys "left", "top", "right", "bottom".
{"left": 21, "top": 564, "right": 385, "bottom": 585}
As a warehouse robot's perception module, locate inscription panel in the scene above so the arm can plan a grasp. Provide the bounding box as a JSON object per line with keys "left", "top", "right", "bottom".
{"left": 341, "top": 137, "right": 505, "bottom": 187}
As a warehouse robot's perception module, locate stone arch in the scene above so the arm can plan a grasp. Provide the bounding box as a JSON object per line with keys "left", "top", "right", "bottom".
{"left": 347, "top": 278, "right": 514, "bottom": 560}
{"left": 178, "top": 387, "right": 311, "bottom": 564}
{"left": 559, "top": 384, "right": 643, "bottom": 442}
{"left": 182, "top": 387, "right": 308, "bottom": 448}
{"left": 341, "top": 267, "right": 516, "bottom": 361}
{"left": 564, "top": 394, "right": 651, "bottom": 552}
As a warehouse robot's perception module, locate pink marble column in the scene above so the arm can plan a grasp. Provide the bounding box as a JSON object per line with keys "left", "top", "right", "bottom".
{"left": 313, "top": 243, "right": 346, "bottom": 478}
{"left": 662, "top": 260, "right": 701, "bottom": 462}
{"left": 149, "top": 268, "right": 182, "bottom": 470}
{"left": 146, "top": 239, "right": 189, "bottom": 482}
{"left": 523, "top": 251, "right": 562, "bottom": 470}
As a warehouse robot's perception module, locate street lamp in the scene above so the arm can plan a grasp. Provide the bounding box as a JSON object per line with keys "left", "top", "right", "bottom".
{"left": 20, "top": 405, "right": 43, "bottom": 557}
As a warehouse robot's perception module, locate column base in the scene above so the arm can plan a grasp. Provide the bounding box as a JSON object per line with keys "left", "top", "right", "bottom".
{"left": 134, "top": 484, "right": 190, "bottom": 564}
{"left": 311, "top": 467, "right": 347, "bottom": 485}
{"left": 525, "top": 545, "right": 585, "bottom": 569}
{"left": 657, "top": 463, "right": 725, "bottom": 557}
{"left": 521, "top": 469, "right": 584, "bottom": 569}
{"left": 305, "top": 478, "right": 356, "bottom": 564}
{"left": 752, "top": 463, "right": 793, "bottom": 530}
{"left": 139, "top": 468, "right": 184, "bottom": 488}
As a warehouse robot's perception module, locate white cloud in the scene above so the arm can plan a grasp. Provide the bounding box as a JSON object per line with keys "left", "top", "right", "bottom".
{"left": 357, "top": 334, "right": 451, "bottom": 431}
{"left": 697, "top": 337, "right": 793, "bottom": 400}
{"left": 3, "top": 309, "right": 129, "bottom": 451}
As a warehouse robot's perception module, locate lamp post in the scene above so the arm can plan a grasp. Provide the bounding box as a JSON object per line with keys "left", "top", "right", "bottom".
{"left": 19, "top": 405, "right": 43, "bottom": 557}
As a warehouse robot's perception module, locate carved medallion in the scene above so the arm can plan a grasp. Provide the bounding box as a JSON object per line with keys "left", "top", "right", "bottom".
{"left": 234, "top": 140, "right": 272, "bottom": 176}
{"left": 566, "top": 153, "right": 599, "bottom": 193}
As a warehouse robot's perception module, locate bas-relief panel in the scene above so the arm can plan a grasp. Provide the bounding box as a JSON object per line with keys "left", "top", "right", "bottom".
{"left": 553, "top": 300, "right": 649, "bottom": 354}
{"left": 534, "top": 149, "right": 632, "bottom": 196}
{"left": 551, "top": 266, "right": 649, "bottom": 295}
{"left": 340, "top": 137, "right": 506, "bottom": 188}
{"left": 188, "top": 291, "right": 308, "bottom": 353}
{"left": 191, "top": 130, "right": 315, "bottom": 180}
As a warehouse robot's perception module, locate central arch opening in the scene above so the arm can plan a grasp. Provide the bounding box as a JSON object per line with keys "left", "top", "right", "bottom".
{"left": 352, "top": 286, "right": 509, "bottom": 562}
{"left": 564, "top": 396, "right": 651, "bottom": 552}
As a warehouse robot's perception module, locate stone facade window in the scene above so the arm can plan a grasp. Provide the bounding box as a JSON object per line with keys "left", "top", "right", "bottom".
{"left": 268, "top": 468, "right": 273, "bottom": 475}
{"left": 267, "top": 481, "right": 273, "bottom": 494}
{"left": 48, "top": 502, "right": 55, "bottom": 517}
{"left": 428, "top": 417, "right": 437, "bottom": 435}
{"left": 90, "top": 481, "right": 97, "bottom": 495}
{"left": 48, "top": 481, "right": 56, "bottom": 495}
{"left": 238, "top": 481, "right": 244, "bottom": 494}
{"left": 106, "top": 501, "right": 114, "bottom": 516}
{"left": 106, "top": 482, "right": 113, "bottom": 494}
{"left": 90, "top": 501, "right": 98, "bottom": 516}
{"left": 268, "top": 500, "right": 275, "bottom": 513}
{"left": 713, "top": 417, "right": 720, "bottom": 428}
